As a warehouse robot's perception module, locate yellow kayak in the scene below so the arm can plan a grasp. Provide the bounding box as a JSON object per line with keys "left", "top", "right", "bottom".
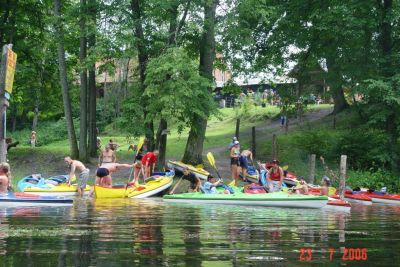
{"left": 167, "top": 160, "right": 209, "bottom": 180}
{"left": 17, "top": 174, "right": 90, "bottom": 197}
{"left": 94, "top": 171, "right": 174, "bottom": 198}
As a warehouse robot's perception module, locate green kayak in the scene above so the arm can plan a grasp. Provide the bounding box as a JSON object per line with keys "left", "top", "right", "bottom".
{"left": 163, "top": 190, "right": 328, "bottom": 209}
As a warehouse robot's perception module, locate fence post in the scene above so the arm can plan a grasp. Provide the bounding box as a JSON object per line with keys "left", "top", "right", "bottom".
{"left": 235, "top": 118, "right": 240, "bottom": 140}
{"left": 309, "top": 154, "right": 316, "bottom": 184}
{"left": 251, "top": 126, "right": 256, "bottom": 159}
{"left": 272, "top": 134, "right": 277, "bottom": 159}
{"left": 339, "top": 155, "right": 347, "bottom": 200}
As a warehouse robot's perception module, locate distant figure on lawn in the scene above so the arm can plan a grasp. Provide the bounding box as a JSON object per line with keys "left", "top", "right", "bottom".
{"left": 30, "top": 131, "right": 36, "bottom": 147}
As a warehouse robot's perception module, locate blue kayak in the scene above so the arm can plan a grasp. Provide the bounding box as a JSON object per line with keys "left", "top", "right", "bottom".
{"left": 0, "top": 192, "right": 73, "bottom": 207}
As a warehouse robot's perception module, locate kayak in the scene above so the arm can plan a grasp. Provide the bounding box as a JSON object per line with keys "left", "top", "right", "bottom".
{"left": 243, "top": 166, "right": 259, "bottom": 183}
{"left": 330, "top": 193, "right": 372, "bottom": 205}
{"left": 0, "top": 192, "right": 73, "bottom": 207}
{"left": 164, "top": 190, "right": 328, "bottom": 209}
{"left": 94, "top": 171, "right": 174, "bottom": 198}
{"left": 17, "top": 175, "right": 91, "bottom": 196}
{"left": 323, "top": 197, "right": 351, "bottom": 212}
{"left": 167, "top": 160, "right": 209, "bottom": 180}
{"left": 245, "top": 184, "right": 351, "bottom": 212}
{"left": 355, "top": 191, "right": 400, "bottom": 205}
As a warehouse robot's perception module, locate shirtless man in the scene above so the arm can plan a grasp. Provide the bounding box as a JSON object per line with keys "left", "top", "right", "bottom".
{"left": 95, "top": 163, "right": 133, "bottom": 188}
{"left": 239, "top": 149, "right": 253, "bottom": 179}
{"left": 0, "top": 162, "right": 11, "bottom": 194}
{"left": 98, "top": 145, "right": 116, "bottom": 167}
{"left": 64, "top": 157, "right": 90, "bottom": 197}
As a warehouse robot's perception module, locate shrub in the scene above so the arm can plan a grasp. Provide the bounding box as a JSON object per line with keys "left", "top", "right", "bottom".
{"left": 347, "top": 170, "right": 400, "bottom": 193}
{"left": 336, "top": 128, "right": 390, "bottom": 170}
{"left": 291, "top": 128, "right": 338, "bottom": 158}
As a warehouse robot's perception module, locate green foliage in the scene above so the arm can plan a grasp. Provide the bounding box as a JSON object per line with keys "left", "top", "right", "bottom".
{"left": 336, "top": 128, "right": 390, "bottom": 170}
{"left": 220, "top": 79, "right": 242, "bottom": 96}
{"left": 8, "top": 119, "right": 74, "bottom": 147}
{"left": 347, "top": 170, "right": 400, "bottom": 193}
{"left": 144, "top": 47, "right": 215, "bottom": 134}
{"left": 291, "top": 129, "right": 338, "bottom": 158}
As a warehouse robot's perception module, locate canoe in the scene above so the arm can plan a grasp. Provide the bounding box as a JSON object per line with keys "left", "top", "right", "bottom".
{"left": 0, "top": 192, "right": 73, "bottom": 207}
{"left": 17, "top": 175, "right": 91, "bottom": 196}
{"left": 94, "top": 171, "right": 174, "bottom": 198}
{"left": 167, "top": 160, "right": 209, "bottom": 180}
{"left": 330, "top": 193, "right": 372, "bottom": 205}
{"left": 164, "top": 191, "right": 328, "bottom": 209}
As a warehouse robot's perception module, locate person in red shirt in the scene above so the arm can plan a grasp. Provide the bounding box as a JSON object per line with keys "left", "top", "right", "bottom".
{"left": 141, "top": 150, "right": 159, "bottom": 179}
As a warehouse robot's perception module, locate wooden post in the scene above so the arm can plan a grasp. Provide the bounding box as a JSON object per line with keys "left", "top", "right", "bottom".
{"left": 0, "top": 45, "right": 11, "bottom": 163}
{"left": 285, "top": 118, "right": 289, "bottom": 133}
{"left": 339, "top": 155, "right": 347, "bottom": 200}
{"left": 235, "top": 118, "right": 240, "bottom": 140}
{"left": 309, "top": 154, "right": 316, "bottom": 184}
{"left": 272, "top": 134, "right": 277, "bottom": 159}
{"left": 251, "top": 126, "right": 256, "bottom": 159}
{"left": 333, "top": 114, "right": 336, "bottom": 129}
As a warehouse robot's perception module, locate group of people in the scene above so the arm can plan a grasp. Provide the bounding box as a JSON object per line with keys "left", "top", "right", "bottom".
{"left": 179, "top": 167, "right": 230, "bottom": 194}
{"left": 228, "top": 137, "right": 255, "bottom": 186}
{"left": 291, "top": 176, "right": 331, "bottom": 196}
{"left": 63, "top": 143, "right": 160, "bottom": 196}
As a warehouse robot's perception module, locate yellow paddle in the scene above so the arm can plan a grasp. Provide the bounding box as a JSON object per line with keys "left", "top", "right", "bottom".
{"left": 206, "top": 152, "right": 222, "bottom": 180}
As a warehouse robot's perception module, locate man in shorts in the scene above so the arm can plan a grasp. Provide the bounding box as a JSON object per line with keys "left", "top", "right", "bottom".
{"left": 64, "top": 157, "right": 90, "bottom": 197}
{"left": 141, "top": 150, "right": 159, "bottom": 179}
{"left": 98, "top": 145, "right": 116, "bottom": 167}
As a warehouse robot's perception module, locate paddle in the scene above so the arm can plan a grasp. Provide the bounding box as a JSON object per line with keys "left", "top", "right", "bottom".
{"left": 169, "top": 175, "right": 184, "bottom": 194}
{"left": 206, "top": 152, "right": 222, "bottom": 180}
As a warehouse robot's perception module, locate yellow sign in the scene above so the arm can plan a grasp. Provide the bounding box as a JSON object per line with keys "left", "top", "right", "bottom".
{"left": 5, "top": 48, "right": 17, "bottom": 94}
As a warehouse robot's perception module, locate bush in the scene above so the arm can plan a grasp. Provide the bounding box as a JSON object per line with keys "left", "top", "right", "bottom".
{"left": 336, "top": 128, "right": 390, "bottom": 170}
{"left": 8, "top": 119, "right": 78, "bottom": 147}
{"left": 347, "top": 170, "right": 400, "bottom": 193}
{"left": 291, "top": 128, "right": 338, "bottom": 158}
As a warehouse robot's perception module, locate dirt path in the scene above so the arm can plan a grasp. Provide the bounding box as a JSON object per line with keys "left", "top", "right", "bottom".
{"left": 204, "top": 107, "right": 333, "bottom": 179}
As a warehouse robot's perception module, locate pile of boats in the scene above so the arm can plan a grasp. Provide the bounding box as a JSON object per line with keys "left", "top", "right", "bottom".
{"left": 8, "top": 159, "right": 399, "bottom": 211}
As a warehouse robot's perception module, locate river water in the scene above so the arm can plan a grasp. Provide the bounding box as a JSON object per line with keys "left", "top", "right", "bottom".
{"left": 0, "top": 198, "right": 399, "bottom": 266}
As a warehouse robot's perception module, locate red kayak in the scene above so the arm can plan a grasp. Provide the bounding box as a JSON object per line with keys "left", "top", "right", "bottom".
{"left": 244, "top": 184, "right": 268, "bottom": 194}
{"left": 308, "top": 190, "right": 351, "bottom": 211}
{"left": 355, "top": 191, "right": 400, "bottom": 204}
{"left": 331, "top": 193, "right": 372, "bottom": 205}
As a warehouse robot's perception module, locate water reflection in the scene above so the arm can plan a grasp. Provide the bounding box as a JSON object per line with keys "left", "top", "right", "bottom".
{"left": 0, "top": 200, "right": 398, "bottom": 266}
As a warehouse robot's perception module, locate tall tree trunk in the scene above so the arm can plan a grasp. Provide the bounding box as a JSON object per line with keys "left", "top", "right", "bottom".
{"left": 53, "top": 0, "right": 79, "bottom": 158}
{"left": 131, "top": 0, "right": 154, "bottom": 149}
{"left": 32, "top": 106, "right": 38, "bottom": 131}
{"left": 326, "top": 56, "right": 348, "bottom": 114}
{"left": 155, "top": 2, "right": 179, "bottom": 169}
{"left": 87, "top": 0, "right": 97, "bottom": 157}
{"left": 379, "top": 0, "right": 397, "bottom": 172}
{"left": 182, "top": 0, "right": 217, "bottom": 164}
{"left": 79, "top": 0, "right": 88, "bottom": 162}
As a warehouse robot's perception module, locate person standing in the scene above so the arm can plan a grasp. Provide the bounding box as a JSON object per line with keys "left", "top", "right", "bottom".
{"left": 30, "top": 131, "right": 37, "bottom": 147}
{"left": 64, "top": 157, "right": 90, "bottom": 197}
{"left": 0, "top": 162, "right": 11, "bottom": 194}
{"left": 266, "top": 159, "right": 284, "bottom": 192}
{"left": 230, "top": 141, "right": 241, "bottom": 186}
{"left": 239, "top": 149, "right": 253, "bottom": 179}
{"left": 141, "top": 150, "right": 159, "bottom": 179}
{"left": 98, "top": 145, "right": 116, "bottom": 167}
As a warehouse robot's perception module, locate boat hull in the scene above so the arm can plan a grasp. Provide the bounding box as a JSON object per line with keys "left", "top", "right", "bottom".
{"left": 167, "top": 161, "right": 209, "bottom": 180}
{"left": 95, "top": 174, "right": 173, "bottom": 198}
{"left": 164, "top": 192, "right": 328, "bottom": 209}
{"left": 0, "top": 193, "right": 73, "bottom": 207}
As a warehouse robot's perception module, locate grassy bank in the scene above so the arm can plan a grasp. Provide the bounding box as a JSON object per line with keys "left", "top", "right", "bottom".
{"left": 11, "top": 103, "right": 393, "bottom": 193}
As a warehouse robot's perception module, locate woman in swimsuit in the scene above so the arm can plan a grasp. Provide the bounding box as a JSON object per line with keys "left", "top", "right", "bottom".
{"left": 230, "top": 141, "right": 241, "bottom": 186}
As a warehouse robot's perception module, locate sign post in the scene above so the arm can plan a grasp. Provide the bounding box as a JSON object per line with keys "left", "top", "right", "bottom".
{"left": 0, "top": 44, "right": 16, "bottom": 162}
